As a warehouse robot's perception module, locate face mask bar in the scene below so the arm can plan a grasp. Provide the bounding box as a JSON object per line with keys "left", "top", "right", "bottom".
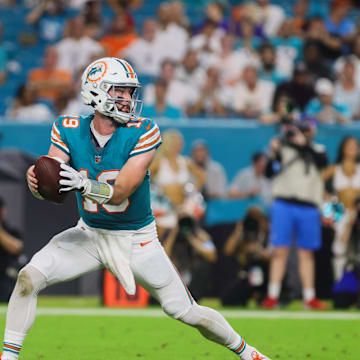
{"left": 101, "top": 82, "right": 143, "bottom": 123}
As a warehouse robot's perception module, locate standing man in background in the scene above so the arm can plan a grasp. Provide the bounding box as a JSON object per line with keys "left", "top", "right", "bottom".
{"left": 262, "top": 119, "right": 329, "bottom": 309}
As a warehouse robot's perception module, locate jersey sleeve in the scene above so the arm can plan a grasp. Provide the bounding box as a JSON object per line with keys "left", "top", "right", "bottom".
{"left": 50, "top": 117, "right": 70, "bottom": 156}
{"left": 129, "top": 118, "right": 162, "bottom": 157}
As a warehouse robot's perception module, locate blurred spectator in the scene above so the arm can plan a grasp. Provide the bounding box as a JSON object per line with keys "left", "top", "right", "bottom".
{"left": 142, "top": 78, "right": 182, "bottom": 119}
{"left": 243, "top": 0, "right": 286, "bottom": 37}
{"left": 56, "top": 15, "right": 103, "bottom": 76}
{"left": 187, "top": 66, "right": 229, "bottom": 118}
{"left": 231, "top": 65, "right": 274, "bottom": 119}
{"left": 190, "top": 139, "right": 228, "bottom": 200}
{"left": 303, "top": 40, "right": 332, "bottom": 83}
{"left": 233, "top": 17, "right": 261, "bottom": 72}
{"left": 334, "top": 37, "right": 360, "bottom": 88}
{"left": 28, "top": 46, "right": 73, "bottom": 103}
{"left": 222, "top": 207, "right": 270, "bottom": 306}
{"left": 143, "top": 59, "right": 198, "bottom": 113}
{"left": 203, "top": 1, "right": 227, "bottom": 31}
{"left": 156, "top": 2, "right": 189, "bottom": 62}
{"left": 123, "top": 18, "right": 162, "bottom": 76}
{"left": 305, "top": 78, "right": 351, "bottom": 124}
{"left": 228, "top": 152, "right": 271, "bottom": 206}
{"left": 292, "top": 0, "right": 309, "bottom": 36}
{"left": 262, "top": 119, "right": 329, "bottom": 309}
{"left": 260, "top": 94, "right": 299, "bottom": 125}
{"left": 26, "top": 0, "right": 74, "bottom": 43}
{"left": 272, "top": 19, "right": 304, "bottom": 78}
{"left": 324, "top": 0, "right": 355, "bottom": 41}
{"left": 322, "top": 136, "right": 360, "bottom": 281}
{"left": 100, "top": 10, "right": 137, "bottom": 57}
{"left": 150, "top": 129, "right": 206, "bottom": 208}
{"left": 170, "top": 1, "right": 189, "bottom": 30}
{"left": 258, "top": 42, "right": 287, "bottom": 85}
{"left": 5, "top": 84, "right": 54, "bottom": 122}
{"left": 208, "top": 33, "right": 254, "bottom": 87}
{"left": 273, "top": 62, "right": 315, "bottom": 112}
{"left": 0, "top": 23, "right": 7, "bottom": 84}
{"left": 81, "top": 0, "right": 105, "bottom": 39}
{"left": 228, "top": 6, "right": 264, "bottom": 39}
{"left": 305, "top": 16, "right": 342, "bottom": 60}
{"left": 59, "top": 65, "right": 94, "bottom": 116}
{"left": 334, "top": 59, "right": 360, "bottom": 120}
{"left": 0, "top": 197, "right": 23, "bottom": 302}
{"left": 175, "top": 49, "right": 205, "bottom": 90}
{"left": 190, "top": 18, "right": 223, "bottom": 58}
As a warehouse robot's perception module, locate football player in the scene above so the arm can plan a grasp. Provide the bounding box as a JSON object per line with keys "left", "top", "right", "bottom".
{"left": 1, "top": 57, "right": 271, "bottom": 360}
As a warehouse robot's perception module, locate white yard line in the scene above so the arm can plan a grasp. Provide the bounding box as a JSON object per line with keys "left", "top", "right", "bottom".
{"left": 0, "top": 306, "right": 359, "bottom": 320}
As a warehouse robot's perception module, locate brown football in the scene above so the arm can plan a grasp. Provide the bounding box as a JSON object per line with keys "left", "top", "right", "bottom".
{"left": 34, "top": 156, "right": 67, "bottom": 204}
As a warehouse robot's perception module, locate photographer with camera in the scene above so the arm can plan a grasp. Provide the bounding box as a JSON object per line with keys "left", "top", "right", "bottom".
{"left": 221, "top": 207, "right": 270, "bottom": 306}
{"left": 261, "top": 118, "right": 329, "bottom": 309}
{"left": 0, "top": 197, "right": 23, "bottom": 302}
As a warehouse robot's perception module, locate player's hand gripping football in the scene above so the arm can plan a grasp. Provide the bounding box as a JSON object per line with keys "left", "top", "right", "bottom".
{"left": 59, "top": 163, "right": 89, "bottom": 193}
{"left": 26, "top": 165, "right": 44, "bottom": 200}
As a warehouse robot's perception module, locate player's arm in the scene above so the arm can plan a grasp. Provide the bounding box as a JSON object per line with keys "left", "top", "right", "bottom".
{"left": 109, "top": 149, "right": 156, "bottom": 205}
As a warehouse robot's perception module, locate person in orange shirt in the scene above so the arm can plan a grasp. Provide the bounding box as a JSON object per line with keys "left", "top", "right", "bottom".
{"left": 100, "top": 11, "right": 138, "bottom": 57}
{"left": 28, "top": 46, "right": 73, "bottom": 103}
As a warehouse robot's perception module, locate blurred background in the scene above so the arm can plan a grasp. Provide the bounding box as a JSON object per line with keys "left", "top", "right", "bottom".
{"left": 0, "top": 0, "right": 360, "bottom": 310}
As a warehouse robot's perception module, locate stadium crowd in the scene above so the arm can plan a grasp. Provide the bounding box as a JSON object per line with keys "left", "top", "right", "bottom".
{"left": 0, "top": 0, "right": 359, "bottom": 309}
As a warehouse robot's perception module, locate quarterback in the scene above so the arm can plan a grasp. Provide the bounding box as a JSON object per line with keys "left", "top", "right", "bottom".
{"left": 1, "top": 57, "right": 271, "bottom": 360}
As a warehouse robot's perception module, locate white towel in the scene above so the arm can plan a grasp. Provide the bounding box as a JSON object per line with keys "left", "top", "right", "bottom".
{"left": 96, "top": 232, "right": 136, "bottom": 296}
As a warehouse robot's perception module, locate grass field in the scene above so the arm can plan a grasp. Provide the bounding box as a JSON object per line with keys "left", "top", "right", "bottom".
{"left": 0, "top": 297, "right": 359, "bottom": 360}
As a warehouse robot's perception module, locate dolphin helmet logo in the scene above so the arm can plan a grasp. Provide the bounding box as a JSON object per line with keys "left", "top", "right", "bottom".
{"left": 85, "top": 61, "right": 107, "bottom": 83}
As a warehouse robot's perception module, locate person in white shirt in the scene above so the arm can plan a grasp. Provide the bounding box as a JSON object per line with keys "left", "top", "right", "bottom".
{"left": 190, "top": 18, "right": 224, "bottom": 67}
{"left": 334, "top": 37, "right": 360, "bottom": 88}
{"left": 56, "top": 15, "right": 103, "bottom": 76}
{"left": 6, "top": 84, "right": 54, "bottom": 123}
{"left": 244, "top": 0, "right": 286, "bottom": 37}
{"left": 208, "top": 33, "right": 258, "bottom": 87}
{"left": 123, "top": 18, "right": 162, "bottom": 76}
{"left": 155, "top": 2, "right": 189, "bottom": 63}
{"left": 143, "top": 59, "right": 198, "bottom": 112}
{"left": 175, "top": 49, "right": 206, "bottom": 90}
{"left": 334, "top": 59, "right": 360, "bottom": 120}
{"left": 231, "top": 65, "right": 275, "bottom": 118}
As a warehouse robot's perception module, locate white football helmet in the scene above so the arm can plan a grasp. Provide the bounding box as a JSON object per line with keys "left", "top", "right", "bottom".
{"left": 81, "top": 57, "right": 142, "bottom": 123}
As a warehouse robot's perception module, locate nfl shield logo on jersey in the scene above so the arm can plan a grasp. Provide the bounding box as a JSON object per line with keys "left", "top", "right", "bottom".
{"left": 94, "top": 155, "right": 102, "bottom": 164}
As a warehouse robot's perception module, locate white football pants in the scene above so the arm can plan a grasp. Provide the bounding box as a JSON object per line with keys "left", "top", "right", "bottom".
{"left": 4, "top": 219, "right": 241, "bottom": 352}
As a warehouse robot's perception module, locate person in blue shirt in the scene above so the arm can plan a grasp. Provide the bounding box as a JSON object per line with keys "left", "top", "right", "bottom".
{"left": 0, "top": 57, "right": 271, "bottom": 360}
{"left": 305, "top": 77, "right": 351, "bottom": 124}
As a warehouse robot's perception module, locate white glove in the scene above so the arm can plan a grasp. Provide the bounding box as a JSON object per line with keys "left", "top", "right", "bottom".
{"left": 59, "top": 163, "right": 89, "bottom": 193}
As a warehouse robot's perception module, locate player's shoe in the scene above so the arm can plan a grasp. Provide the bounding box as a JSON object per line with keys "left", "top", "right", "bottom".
{"left": 261, "top": 296, "right": 278, "bottom": 309}
{"left": 240, "top": 345, "right": 272, "bottom": 360}
{"left": 304, "top": 297, "right": 328, "bottom": 310}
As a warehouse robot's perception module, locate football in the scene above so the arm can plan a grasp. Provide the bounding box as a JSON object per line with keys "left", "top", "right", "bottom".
{"left": 34, "top": 156, "right": 67, "bottom": 204}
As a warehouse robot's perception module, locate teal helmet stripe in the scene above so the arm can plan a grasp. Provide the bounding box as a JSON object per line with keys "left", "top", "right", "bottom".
{"left": 115, "top": 59, "right": 130, "bottom": 78}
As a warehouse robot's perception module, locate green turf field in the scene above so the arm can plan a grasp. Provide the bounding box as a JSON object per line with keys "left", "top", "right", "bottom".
{"left": 0, "top": 298, "right": 359, "bottom": 359}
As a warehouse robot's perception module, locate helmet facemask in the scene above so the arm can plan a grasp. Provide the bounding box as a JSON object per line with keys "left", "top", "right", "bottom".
{"left": 100, "top": 82, "right": 142, "bottom": 124}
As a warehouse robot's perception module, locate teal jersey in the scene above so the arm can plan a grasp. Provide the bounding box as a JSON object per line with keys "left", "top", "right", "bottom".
{"left": 50, "top": 114, "right": 162, "bottom": 230}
